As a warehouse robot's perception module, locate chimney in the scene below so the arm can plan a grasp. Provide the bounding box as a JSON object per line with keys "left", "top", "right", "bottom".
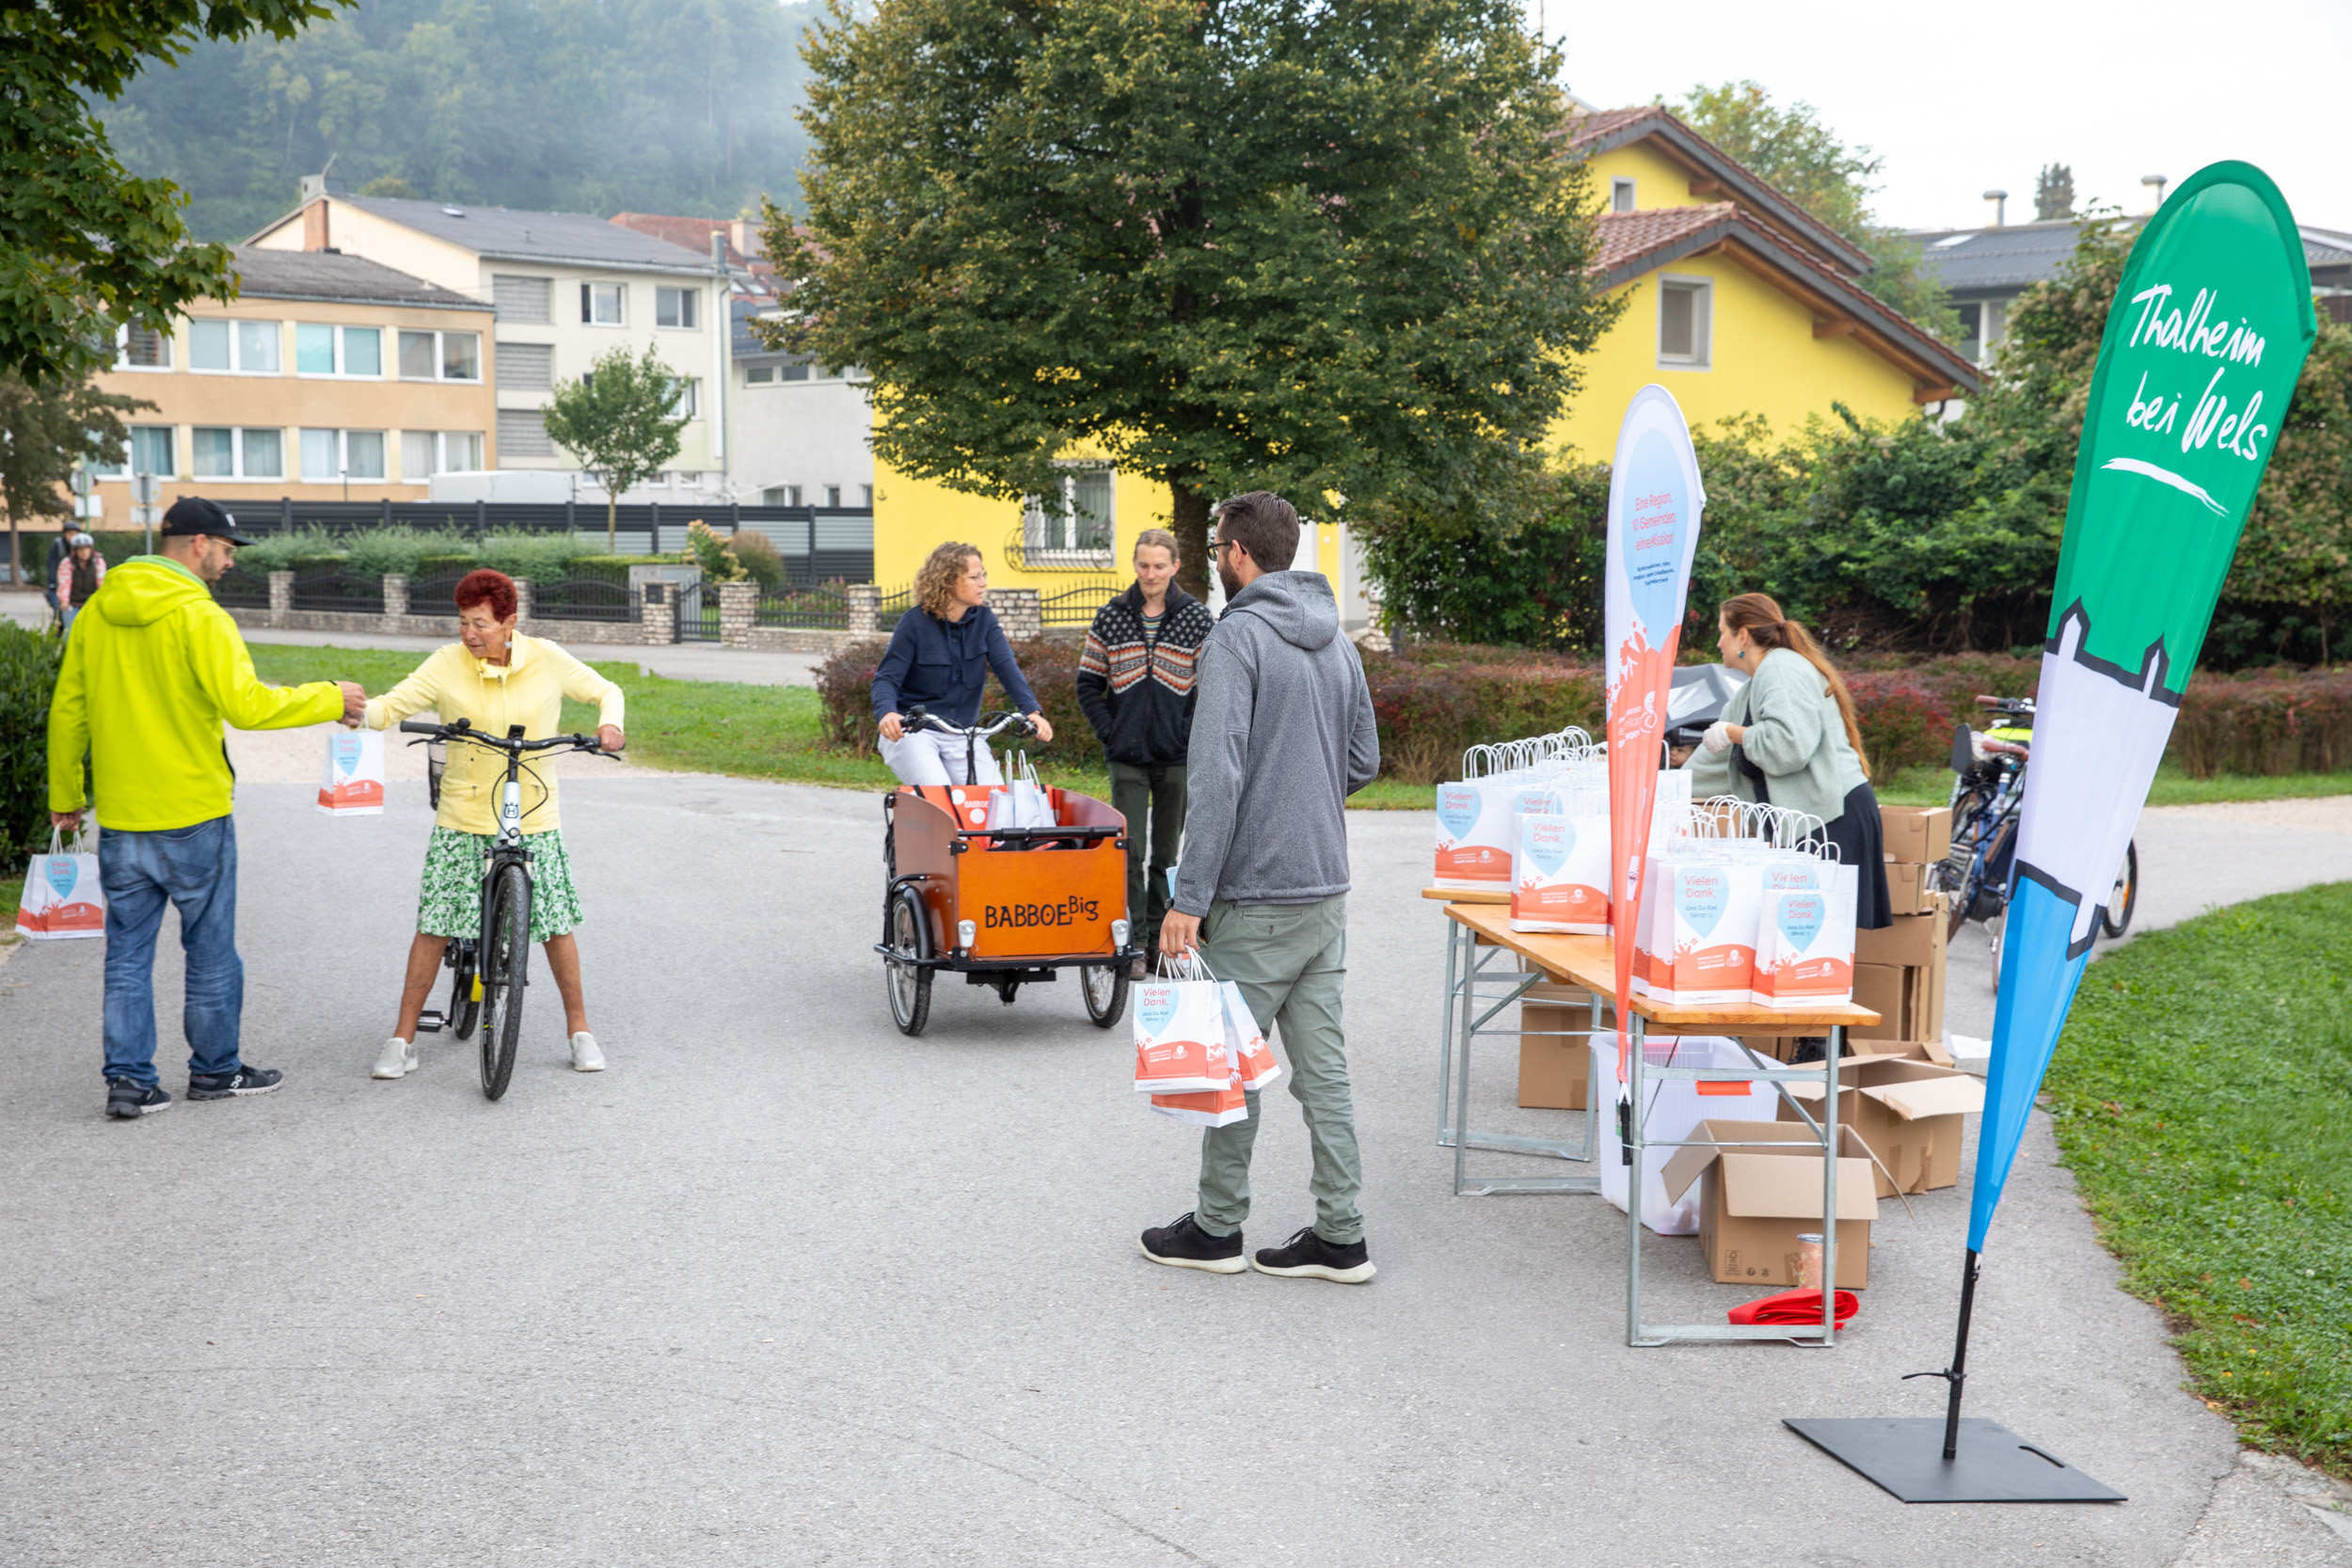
{"left": 711, "top": 230, "right": 727, "bottom": 269}
{"left": 303, "top": 198, "right": 329, "bottom": 252}
{"left": 1982, "top": 189, "right": 2008, "bottom": 229}
{"left": 732, "top": 217, "right": 761, "bottom": 259}
{"left": 2141, "top": 173, "right": 2169, "bottom": 213}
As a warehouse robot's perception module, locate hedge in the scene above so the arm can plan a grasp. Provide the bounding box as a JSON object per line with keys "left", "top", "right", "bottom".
{"left": 818, "top": 635, "right": 2352, "bottom": 784}
{"left": 0, "top": 623, "right": 66, "bottom": 869}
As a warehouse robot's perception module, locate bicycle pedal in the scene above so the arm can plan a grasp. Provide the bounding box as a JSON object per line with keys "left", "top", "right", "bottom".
{"left": 416, "top": 1010, "right": 445, "bottom": 1034}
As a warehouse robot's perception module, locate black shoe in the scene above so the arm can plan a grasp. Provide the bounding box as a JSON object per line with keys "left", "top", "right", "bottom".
{"left": 104, "top": 1080, "right": 172, "bottom": 1119}
{"left": 1139, "top": 1211, "right": 1246, "bottom": 1275}
{"left": 186, "top": 1066, "right": 284, "bottom": 1101}
{"left": 1251, "top": 1226, "right": 1376, "bottom": 1283}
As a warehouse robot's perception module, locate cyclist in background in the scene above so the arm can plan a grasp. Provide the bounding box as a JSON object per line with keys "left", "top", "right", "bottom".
{"left": 358, "top": 569, "right": 626, "bottom": 1082}
{"left": 871, "top": 541, "right": 1054, "bottom": 785}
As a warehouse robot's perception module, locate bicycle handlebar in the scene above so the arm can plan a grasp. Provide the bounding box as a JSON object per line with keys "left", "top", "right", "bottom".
{"left": 397, "top": 717, "right": 609, "bottom": 755}
{"left": 903, "top": 705, "right": 1035, "bottom": 741}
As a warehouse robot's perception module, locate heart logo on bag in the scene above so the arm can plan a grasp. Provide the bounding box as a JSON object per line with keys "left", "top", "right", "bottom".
{"left": 1676, "top": 872, "right": 1724, "bottom": 938}
{"left": 1435, "top": 784, "right": 1479, "bottom": 840}
{"left": 1525, "top": 819, "right": 1573, "bottom": 877}
{"left": 46, "top": 857, "right": 77, "bottom": 899}
{"left": 333, "top": 735, "right": 362, "bottom": 776}
{"left": 1776, "top": 894, "right": 1824, "bottom": 952}
{"left": 1137, "top": 987, "right": 1178, "bottom": 1036}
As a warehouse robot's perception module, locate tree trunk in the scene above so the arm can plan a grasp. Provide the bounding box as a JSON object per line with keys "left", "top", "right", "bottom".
{"left": 606, "top": 491, "right": 618, "bottom": 555}
{"left": 1168, "top": 478, "right": 1212, "bottom": 601}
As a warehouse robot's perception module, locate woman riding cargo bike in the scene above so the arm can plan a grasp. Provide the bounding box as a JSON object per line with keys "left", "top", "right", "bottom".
{"left": 356, "top": 569, "right": 627, "bottom": 1092}
{"left": 871, "top": 542, "right": 1054, "bottom": 784}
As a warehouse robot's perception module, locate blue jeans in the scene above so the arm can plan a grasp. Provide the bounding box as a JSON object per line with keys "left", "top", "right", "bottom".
{"left": 99, "top": 816, "right": 244, "bottom": 1087}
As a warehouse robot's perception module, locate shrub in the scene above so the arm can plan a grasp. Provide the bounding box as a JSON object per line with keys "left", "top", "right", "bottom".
{"left": 816, "top": 638, "right": 889, "bottom": 751}
{"left": 0, "top": 623, "right": 66, "bottom": 868}
{"left": 727, "top": 529, "right": 788, "bottom": 590}
{"left": 474, "top": 534, "right": 585, "bottom": 582}
{"left": 817, "top": 634, "right": 1103, "bottom": 766}
{"left": 2170, "top": 668, "right": 2352, "bottom": 778}
{"left": 686, "top": 518, "right": 746, "bottom": 583}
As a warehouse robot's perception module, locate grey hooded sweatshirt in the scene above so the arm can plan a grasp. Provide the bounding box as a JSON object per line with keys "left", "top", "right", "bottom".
{"left": 1172, "top": 570, "right": 1380, "bottom": 914}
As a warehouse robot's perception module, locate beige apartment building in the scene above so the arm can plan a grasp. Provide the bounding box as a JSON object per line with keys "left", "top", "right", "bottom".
{"left": 87, "top": 247, "right": 497, "bottom": 515}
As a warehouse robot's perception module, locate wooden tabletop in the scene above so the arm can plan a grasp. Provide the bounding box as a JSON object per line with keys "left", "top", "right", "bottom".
{"left": 1420, "top": 886, "right": 1511, "bottom": 904}
{"left": 1440, "top": 900, "right": 1883, "bottom": 1031}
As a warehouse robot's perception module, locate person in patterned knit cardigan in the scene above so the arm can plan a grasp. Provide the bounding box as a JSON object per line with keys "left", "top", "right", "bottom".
{"left": 1076, "top": 529, "right": 1216, "bottom": 974}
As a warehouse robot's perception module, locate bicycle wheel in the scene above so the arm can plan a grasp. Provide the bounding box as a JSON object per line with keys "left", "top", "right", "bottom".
{"left": 448, "top": 941, "right": 481, "bottom": 1040}
{"left": 885, "top": 886, "right": 932, "bottom": 1037}
{"left": 478, "top": 865, "right": 532, "bottom": 1101}
{"left": 2101, "top": 840, "right": 2139, "bottom": 938}
{"left": 1081, "top": 961, "right": 1128, "bottom": 1028}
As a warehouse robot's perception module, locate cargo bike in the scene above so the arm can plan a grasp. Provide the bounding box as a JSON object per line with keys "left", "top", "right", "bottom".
{"left": 877, "top": 707, "right": 1139, "bottom": 1036}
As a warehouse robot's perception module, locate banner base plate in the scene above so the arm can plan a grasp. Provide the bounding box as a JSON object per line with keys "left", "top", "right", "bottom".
{"left": 1784, "top": 1418, "right": 2126, "bottom": 1503}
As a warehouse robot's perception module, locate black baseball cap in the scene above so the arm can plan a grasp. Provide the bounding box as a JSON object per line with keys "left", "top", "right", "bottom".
{"left": 159, "top": 497, "right": 255, "bottom": 546}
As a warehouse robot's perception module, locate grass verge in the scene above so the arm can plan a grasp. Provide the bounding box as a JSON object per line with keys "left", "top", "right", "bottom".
{"left": 1874, "top": 764, "right": 2352, "bottom": 808}
{"left": 2046, "top": 881, "right": 2352, "bottom": 1476}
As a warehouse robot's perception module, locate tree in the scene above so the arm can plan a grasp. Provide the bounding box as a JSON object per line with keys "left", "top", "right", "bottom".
{"left": 2034, "top": 163, "right": 2075, "bottom": 222}
{"left": 1677, "top": 81, "right": 1960, "bottom": 341}
{"left": 0, "top": 373, "right": 151, "bottom": 584}
{"left": 763, "top": 0, "right": 1622, "bottom": 595}
{"left": 2, "top": 0, "right": 357, "bottom": 384}
{"left": 541, "top": 345, "right": 691, "bottom": 551}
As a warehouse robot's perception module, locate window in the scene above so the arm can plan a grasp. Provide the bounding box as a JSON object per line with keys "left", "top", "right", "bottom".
{"left": 1657, "top": 277, "right": 1712, "bottom": 368}
{"left": 294, "top": 324, "right": 383, "bottom": 377}
{"left": 825, "top": 484, "right": 842, "bottom": 508}
{"left": 656, "top": 287, "right": 699, "bottom": 328}
{"left": 192, "top": 427, "right": 282, "bottom": 479}
{"left": 188, "top": 318, "right": 281, "bottom": 373}
{"left": 1612, "top": 178, "right": 1636, "bottom": 213}
{"left": 401, "top": 430, "right": 486, "bottom": 479}
{"left": 862, "top": 484, "right": 874, "bottom": 507}
{"left": 131, "top": 425, "right": 174, "bottom": 475}
{"left": 497, "top": 408, "right": 553, "bottom": 458}
{"left": 117, "top": 324, "right": 171, "bottom": 370}
{"left": 397, "top": 329, "right": 481, "bottom": 381}
{"left": 300, "top": 429, "right": 387, "bottom": 481}
{"left": 492, "top": 275, "right": 553, "bottom": 323}
{"left": 763, "top": 484, "right": 802, "bottom": 505}
{"left": 781, "top": 360, "right": 810, "bottom": 381}
{"left": 498, "top": 342, "right": 552, "bottom": 389}
{"left": 580, "top": 282, "right": 625, "bottom": 325}
{"left": 1023, "top": 467, "right": 1114, "bottom": 562}
{"left": 745, "top": 364, "right": 774, "bottom": 385}
{"left": 1954, "top": 302, "right": 1983, "bottom": 364}
{"left": 672, "top": 378, "right": 700, "bottom": 419}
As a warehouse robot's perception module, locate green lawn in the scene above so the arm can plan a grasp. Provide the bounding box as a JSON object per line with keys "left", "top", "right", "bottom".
{"left": 1875, "top": 762, "right": 2352, "bottom": 809}
{"left": 2046, "top": 881, "right": 2352, "bottom": 1476}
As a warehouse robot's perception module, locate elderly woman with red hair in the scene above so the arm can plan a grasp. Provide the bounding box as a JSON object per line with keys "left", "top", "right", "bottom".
{"left": 359, "top": 569, "right": 627, "bottom": 1082}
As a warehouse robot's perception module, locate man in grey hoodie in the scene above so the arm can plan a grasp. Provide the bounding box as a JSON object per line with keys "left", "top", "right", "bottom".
{"left": 1141, "top": 491, "right": 1380, "bottom": 1284}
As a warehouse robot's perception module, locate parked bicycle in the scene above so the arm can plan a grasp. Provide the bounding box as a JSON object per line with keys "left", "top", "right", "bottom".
{"left": 1938, "top": 696, "right": 2137, "bottom": 987}
{"left": 397, "top": 718, "right": 616, "bottom": 1099}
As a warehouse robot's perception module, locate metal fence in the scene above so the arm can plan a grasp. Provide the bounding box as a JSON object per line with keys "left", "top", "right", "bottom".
{"left": 407, "top": 573, "right": 469, "bottom": 615}
{"left": 1040, "top": 584, "right": 1118, "bottom": 628}
{"left": 530, "top": 578, "right": 638, "bottom": 624}
{"left": 210, "top": 567, "right": 270, "bottom": 610}
{"left": 290, "top": 565, "right": 385, "bottom": 614}
{"left": 755, "top": 584, "right": 853, "bottom": 630}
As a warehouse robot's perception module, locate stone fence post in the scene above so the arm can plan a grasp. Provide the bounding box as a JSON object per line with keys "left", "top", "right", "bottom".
{"left": 267, "top": 571, "right": 293, "bottom": 629}
{"left": 845, "top": 583, "right": 881, "bottom": 637}
{"left": 718, "top": 580, "right": 759, "bottom": 648}
{"left": 512, "top": 578, "right": 534, "bottom": 626}
{"left": 639, "top": 580, "right": 676, "bottom": 645}
{"left": 993, "top": 587, "right": 1042, "bottom": 641}
{"left": 381, "top": 574, "right": 408, "bottom": 631}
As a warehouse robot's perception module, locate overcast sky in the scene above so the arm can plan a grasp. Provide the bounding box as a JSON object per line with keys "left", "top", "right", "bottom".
{"left": 1544, "top": 0, "right": 2352, "bottom": 236}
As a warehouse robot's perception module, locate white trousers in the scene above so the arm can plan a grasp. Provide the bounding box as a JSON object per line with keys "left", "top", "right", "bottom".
{"left": 881, "top": 728, "right": 1002, "bottom": 786}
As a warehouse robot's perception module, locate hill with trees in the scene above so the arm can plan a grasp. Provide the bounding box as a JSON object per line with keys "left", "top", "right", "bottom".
{"left": 102, "top": 0, "right": 821, "bottom": 242}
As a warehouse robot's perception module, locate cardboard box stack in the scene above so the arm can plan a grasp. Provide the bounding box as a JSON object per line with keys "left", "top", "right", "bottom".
{"left": 1659, "top": 1120, "right": 1880, "bottom": 1288}
{"left": 1775, "top": 1044, "right": 1986, "bottom": 1196}
{"left": 1855, "top": 807, "right": 1950, "bottom": 1044}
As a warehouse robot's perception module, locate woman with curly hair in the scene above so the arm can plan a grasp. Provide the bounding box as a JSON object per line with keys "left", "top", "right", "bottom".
{"left": 870, "top": 542, "right": 1054, "bottom": 784}
{"left": 358, "top": 568, "right": 628, "bottom": 1081}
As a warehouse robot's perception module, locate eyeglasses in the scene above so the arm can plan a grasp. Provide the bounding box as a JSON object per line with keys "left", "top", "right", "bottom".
{"left": 1211, "top": 538, "right": 1246, "bottom": 559}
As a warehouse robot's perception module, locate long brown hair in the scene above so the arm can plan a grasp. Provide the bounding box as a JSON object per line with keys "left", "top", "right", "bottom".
{"left": 914, "top": 542, "right": 981, "bottom": 618}
{"left": 1721, "top": 593, "right": 1871, "bottom": 779}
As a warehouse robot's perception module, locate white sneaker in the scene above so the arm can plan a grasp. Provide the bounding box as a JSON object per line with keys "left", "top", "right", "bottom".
{"left": 373, "top": 1037, "right": 418, "bottom": 1080}
{"left": 569, "top": 1032, "right": 605, "bottom": 1072}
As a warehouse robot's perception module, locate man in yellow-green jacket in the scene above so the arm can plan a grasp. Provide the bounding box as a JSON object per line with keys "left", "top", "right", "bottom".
{"left": 47, "top": 498, "right": 364, "bottom": 1121}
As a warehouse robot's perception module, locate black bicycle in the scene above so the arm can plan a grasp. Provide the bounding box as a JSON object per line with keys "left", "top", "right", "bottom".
{"left": 398, "top": 718, "right": 614, "bottom": 1100}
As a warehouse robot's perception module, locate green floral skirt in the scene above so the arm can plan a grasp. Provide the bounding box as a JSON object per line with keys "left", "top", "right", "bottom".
{"left": 417, "top": 826, "right": 582, "bottom": 943}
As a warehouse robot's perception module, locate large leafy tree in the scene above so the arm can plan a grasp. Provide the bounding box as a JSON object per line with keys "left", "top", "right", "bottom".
{"left": 2, "top": 0, "right": 356, "bottom": 384}
{"left": 542, "top": 344, "right": 690, "bottom": 551}
{"left": 0, "top": 373, "right": 151, "bottom": 584}
{"left": 1677, "top": 81, "right": 1959, "bottom": 341}
{"left": 763, "top": 0, "right": 1621, "bottom": 594}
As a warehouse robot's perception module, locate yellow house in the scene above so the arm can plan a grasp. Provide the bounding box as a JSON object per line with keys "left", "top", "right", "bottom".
{"left": 1557, "top": 105, "right": 1978, "bottom": 458}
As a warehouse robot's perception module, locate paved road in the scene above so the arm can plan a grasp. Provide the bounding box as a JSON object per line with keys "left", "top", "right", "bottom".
{"left": 6, "top": 752, "right": 2349, "bottom": 1565}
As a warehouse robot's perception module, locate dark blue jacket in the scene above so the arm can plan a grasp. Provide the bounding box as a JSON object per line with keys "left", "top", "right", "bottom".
{"left": 869, "top": 604, "right": 1040, "bottom": 728}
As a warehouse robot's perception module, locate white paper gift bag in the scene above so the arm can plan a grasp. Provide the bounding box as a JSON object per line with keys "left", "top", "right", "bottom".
{"left": 317, "top": 729, "right": 386, "bottom": 816}
{"left": 15, "top": 830, "right": 104, "bottom": 940}
{"left": 1219, "top": 981, "right": 1282, "bottom": 1092}
{"left": 1132, "top": 971, "right": 1233, "bottom": 1094}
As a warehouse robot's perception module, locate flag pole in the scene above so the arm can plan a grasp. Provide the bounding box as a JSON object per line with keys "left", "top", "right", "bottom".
{"left": 1899, "top": 1247, "right": 1981, "bottom": 1459}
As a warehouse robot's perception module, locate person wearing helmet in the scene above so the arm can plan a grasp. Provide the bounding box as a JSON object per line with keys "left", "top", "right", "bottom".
{"left": 55, "top": 532, "right": 105, "bottom": 634}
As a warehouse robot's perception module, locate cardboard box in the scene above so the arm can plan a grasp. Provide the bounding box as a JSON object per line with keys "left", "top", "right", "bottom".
{"left": 1596, "top": 1042, "right": 1779, "bottom": 1234}
{"left": 1849, "top": 1037, "right": 1956, "bottom": 1068}
{"left": 1777, "top": 1056, "right": 1986, "bottom": 1196}
{"left": 1883, "top": 860, "right": 1942, "bottom": 915}
{"left": 1880, "top": 805, "right": 1952, "bottom": 864}
{"left": 1850, "top": 962, "right": 1908, "bottom": 1039}
{"left": 1661, "top": 1120, "right": 1879, "bottom": 1288}
{"left": 1518, "top": 1006, "right": 1591, "bottom": 1109}
{"left": 1855, "top": 904, "right": 1947, "bottom": 970}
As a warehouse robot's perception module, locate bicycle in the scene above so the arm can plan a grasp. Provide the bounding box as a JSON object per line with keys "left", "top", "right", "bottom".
{"left": 1938, "top": 696, "right": 2137, "bottom": 989}
{"left": 398, "top": 718, "right": 616, "bottom": 1100}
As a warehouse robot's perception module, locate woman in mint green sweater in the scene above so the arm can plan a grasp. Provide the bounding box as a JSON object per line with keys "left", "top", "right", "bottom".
{"left": 1683, "top": 593, "right": 1892, "bottom": 928}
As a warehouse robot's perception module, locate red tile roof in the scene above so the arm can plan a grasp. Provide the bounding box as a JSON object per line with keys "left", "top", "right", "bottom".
{"left": 1593, "top": 202, "right": 1740, "bottom": 275}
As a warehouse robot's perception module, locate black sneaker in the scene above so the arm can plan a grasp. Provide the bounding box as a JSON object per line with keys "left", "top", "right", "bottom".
{"left": 1251, "top": 1226, "right": 1376, "bottom": 1283}
{"left": 104, "top": 1080, "right": 172, "bottom": 1119}
{"left": 1139, "top": 1211, "right": 1246, "bottom": 1275}
{"left": 186, "top": 1066, "right": 284, "bottom": 1101}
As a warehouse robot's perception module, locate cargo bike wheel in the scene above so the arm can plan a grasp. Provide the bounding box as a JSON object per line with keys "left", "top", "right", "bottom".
{"left": 885, "top": 885, "right": 933, "bottom": 1037}
{"left": 1080, "top": 961, "right": 1128, "bottom": 1028}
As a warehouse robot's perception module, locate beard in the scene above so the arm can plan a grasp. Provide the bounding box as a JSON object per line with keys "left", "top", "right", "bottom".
{"left": 1216, "top": 559, "right": 1242, "bottom": 599}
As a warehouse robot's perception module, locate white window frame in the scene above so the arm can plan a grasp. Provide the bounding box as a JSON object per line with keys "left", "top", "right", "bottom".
{"left": 744, "top": 363, "right": 775, "bottom": 385}
{"left": 1612, "top": 177, "right": 1636, "bottom": 213}
{"left": 115, "top": 323, "right": 173, "bottom": 372}
{"left": 294, "top": 323, "right": 385, "bottom": 379}
{"left": 655, "top": 286, "right": 700, "bottom": 329}
{"left": 673, "top": 378, "right": 700, "bottom": 419}
{"left": 396, "top": 328, "right": 483, "bottom": 384}
{"left": 1656, "top": 274, "right": 1713, "bottom": 370}
{"left": 403, "top": 429, "right": 487, "bottom": 479}
{"left": 581, "top": 282, "right": 626, "bottom": 325}
{"left": 188, "top": 318, "right": 283, "bottom": 375}
{"left": 300, "top": 428, "right": 388, "bottom": 482}
{"left": 1021, "top": 465, "right": 1116, "bottom": 564}
{"left": 191, "top": 426, "right": 285, "bottom": 481}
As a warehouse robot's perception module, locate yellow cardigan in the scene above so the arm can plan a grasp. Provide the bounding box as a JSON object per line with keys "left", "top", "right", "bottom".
{"left": 364, "top": 636, "right": 626, "bottom": 835}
